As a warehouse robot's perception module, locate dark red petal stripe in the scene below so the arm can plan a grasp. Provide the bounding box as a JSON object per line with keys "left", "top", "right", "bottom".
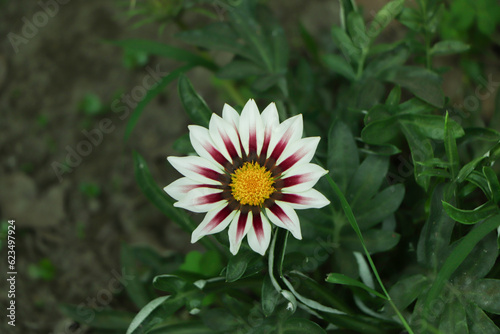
{"left": 203, "top": 206, "right": 232, "bottom": 233}
{"left": 252, "top": 213, "right": 265, "bottom": 241}
{"left": 194, "top": 166, "right": 223, "bottom": 182}
{"left": 220, "top": 131, "right": 239, "bottom": 160}
{"left": 269, "top": 204, "right": 293, "bottom": 226}
{"left": 249, "top": 127, "right": 257, "bottom": 155}
{"left": 282, "top": 173, "right": 310, "bottom": 188}
{"left": 196, "top": 192, "right": 224, "bottom": 205}
{"left": 180, "top": 183, "right": 218, "bottom": 193}
{"left": 260, "top": 129, "right": 272, "bottom": 158}
{"left": 270, "top": 127, "right": 293, "bottom": 161}
{"left": 280, "top": 193, "right": 311, "bottom": 205}
{"left": 205, "top": 144, "right": 229, "bottom": 166}
{"left": 236, "top": 211, "right": 248, "bottom": 242}
{"left": 277, "top": 147, "right": 307, "bottom": 172}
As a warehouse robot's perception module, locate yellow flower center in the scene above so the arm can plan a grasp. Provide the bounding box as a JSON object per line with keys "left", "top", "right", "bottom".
{"left": 230, "top": 162, "right": 275, "bottom": 206}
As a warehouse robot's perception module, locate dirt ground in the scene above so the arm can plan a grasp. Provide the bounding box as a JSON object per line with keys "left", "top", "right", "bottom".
{"left": 0, "top": 0, "right": 498, "bottom": 333}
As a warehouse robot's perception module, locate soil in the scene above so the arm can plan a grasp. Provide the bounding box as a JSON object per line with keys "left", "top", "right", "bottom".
{"left": 0, "top": 1, "right": 498, "bottom": 334}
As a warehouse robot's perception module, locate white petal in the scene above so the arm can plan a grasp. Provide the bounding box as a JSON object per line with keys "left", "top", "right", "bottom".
{"left": 228, "top": 210, "right": 253, "bottom": 255}
{"left": 209, "top": 114, "right": 242, "bottom": 162}
{"left": 168, "top": 156, "right": 223, "bottom": 185}
{"left": 191, "top": 204, "right": 236, "bottom": 243}
{"left": 276, "top": 137, "right": 321, "bottom": 172}
{"left": 238, "top": 99, "right": 264, "bottom": 156}
{"left": 280, "top": 163, "right": 328, "bottom": 192}
{"left": 265, "top": 202, "right": 302, "bottom": 240}
{"left": 174, "top": 187, "right": 225, "bottom": 213}
{"left": 267, "top": 114, "right": 303, "bottom": 161}
{"left": 164, "top": 177, "right": 206, "bottom": 201}
{"left": 247, "top": 211, "right": 272, "bottom": 255}
{"left": 280, "top": 188, "right": 330, "bottom": 210}
{"left": 222, "top": 103, "right": 240, "bottom": 130}
{"left": 189, "top": 125, "right": 229, "bottom": 168}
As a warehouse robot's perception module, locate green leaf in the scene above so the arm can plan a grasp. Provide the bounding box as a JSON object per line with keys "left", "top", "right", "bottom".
{"left": 331, "top": 26, "right": 360, "bottom": 63}
{"left": 326, "top": 273, "right": 387, "bottom": 300}
{"left": 59, "top": 304, "right": 134, "bottom": 330}
{"left": 338, "top": 0, "right": 358, "bottom": 30}
{"left": 282, "top": 318, "right": 326, "bottom": 334}
{"left": 341, "top": 229, "right": 400, "bottom": 253}
{"left": 457, "top": 156, "right": 488, "bottom": 183}
{"left": 385, "top": 274, "right": 428, "bottom": 315}
{"left": 398, "top": 7, "right": 422, "bottom": 31}
{"left": 109, "top": 39, "right": 216, "bottom": 70}
{"left": 226, "top": 250, "right": 252, "bottom": 282}
{"left": 464, "top": 302, "right": 500, "bottom": 333}
{"left": 173, "top": 133, "right": 194, "bottom": 154}
{"left": 126, "top": 296, "right": 183, "bottom": 334}
{"left": 346, "top": 155, "right": 389, "bottom": 209}
{"left": 423, "top": 214, "right": 500, "bottom": 318}
{"left": 383, "top": 66, "right": 444, "bottom": 108}
{"left": 361, "top": 116, "right": 400, "bottom": 145}
{"left": 124, "top": 65, "right": 192, "bottom": 141}
{"left": 328, "top": 120, "right": 359, "bottom": 192}
{"left": 261, "top": 275, "right": 281, "bottom": 316}
{"left": 442, "top": 201, "right": 499, "bottom": 225}
{"left": 347, "top": 11, "right": 368, "bottom": 49}
{"left": 363, "top": 46, "right": 409, "bottom": 79}
{"left": 178, "top": 74, "right": 212, "bottom": 127}
{"left": 483, "top": 166, "right": 500, "bottom": 203}
{"left": 385, "top": 86, "right": 401, "bottom": 107}
{"left": 322, "top": 54, "right": 356, "bottom": 81}
{"left": 430, "top": 40, "right": 470, "bottom": 56}
{"left": 438, "top": 299, "right": 468, "bottom": 334}
{"left": 466, "top": 279, "right": 500, "bottom": 315}
{"left": 153, "top": 275, "right": 187, "bottom": 295}
{"left": 121, "top": 243, "right": 155, "bottom": 309}
{"left": 147, "top": 321, "right": 216, "bottom": 334}
{"left": 367, "top": 0, "right": 404, "bottom": 41}
{"left": 356, "top": 184, "right": 405, "bottom": 229}
{"left": 445, "top": 112, "right": 459, "bottom": 179}
{"left": 462, "top": 127, "right": 500, "bottom": 142}
{"left": 399, "top": 114, "right": 464, "bottom": 140}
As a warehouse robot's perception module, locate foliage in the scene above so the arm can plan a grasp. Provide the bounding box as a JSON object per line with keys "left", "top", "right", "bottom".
{"left": 63, "top": 0, "right": 500, "bottom": 333}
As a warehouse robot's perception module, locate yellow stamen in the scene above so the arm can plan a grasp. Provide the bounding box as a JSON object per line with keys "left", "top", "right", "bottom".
{"left": 230, "top": 162, "right": 275, "bottom": 206}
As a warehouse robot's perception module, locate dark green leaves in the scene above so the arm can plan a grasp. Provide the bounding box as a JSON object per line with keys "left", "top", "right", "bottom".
{"left": 328, "top": 120, "right": 359, "bottom": 192}
{"left": 326, "top": 273, "right": 387, "bottom": 300}
{"left": 178, "top": 74, "right": 213, "bottom": 127}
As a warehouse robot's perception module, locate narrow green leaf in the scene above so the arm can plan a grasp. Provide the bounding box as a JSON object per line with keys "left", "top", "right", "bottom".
{"left": 385, "top": 86, "right": 401, "bottom": 107}
{"left": 361, "top": 116, "right": 399, "bottom": 145}
{"left": 483, "top": 166, "right": 500, "bottom": 203}
{"left": 338, "top": 0, "right": 358, "bottom": 30}
{"left": 331, "top": 26, "right": 360, "bottom": 63}
{"left": 430, "top": 40, "right": 470, "bottom": 56}
{"left": 384, "top": 275, "right": 428, "bottom": 315}
{"left": 217, "top": 60, "right": 264, "bottom": 79}
{"left": 147, "top": 321, "right": 216, "bottom": 334}
{"left": 262, "top": 275, "right": 280, "bottom": 316}
{"left": 444, "top": 112, "right": 459, "bottom": 179}
{"left": 153, "top": 275, "right": 187, "bottom": 295}
{"left": 464, "top": 302, "right": 500, "bottom": 333}
{"left": 453, "top": 230, "right": 498, "bottom": 281}
{"left": 442, "top": 201, "right": 499, "bottom": 225}
{"left": 347, "top": 11, "right": 368, "bottom": 49}
{"left": 124, "top": 65, "right": 192, "bottom": 141}
{"left": 126, "top": 296, "right": 182, "bottom": 334}
{"left": 462, "top": 127, "right": 500, "bottom": 142}
{"left": 328, "top": 120, "right": 360, "bottom": 192}
{"left": 423, "top": 214, "right": 500, "bottom": 318}
{"left": 457, "top": 156, "right": 488, "bottom": 183}
{"left": 225, "top": 250, "right": 251, "bottom": 282}
{"left": 467, "top": 171, "right": 493, "bottom": 198}
{"left": 326, "top": 273, "right": 387, "bottom": 300}
{"left": 399, "top": 114, "right": 465, "bottom": 140}
{"left": 322, "top": 54, "right": 356, "bottom": 81}
{"left": 356, "top": 184, "right": 405, "bottom": 229}
{"left": 367, "top": 0, "right": 404, "bottom": 41}
{"left": 178, "top": 74, "right": 212, "bottom": 127}
{"left": 121, "top": 243, "right": 155, "bottom": 309}
{"left": 59, "top": 304, "right": 134, "bottom": 330}
{"left": 282, "top": 318, "right": 326, "bottom": 334}
{"left": 108, "top": 39, "right": 216, "bottom": 70}
{"left": 341, "top": 229, "right": 400, "bottom": 254}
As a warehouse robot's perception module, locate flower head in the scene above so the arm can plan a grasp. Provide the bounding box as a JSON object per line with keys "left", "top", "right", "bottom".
{"left": 164, "top": 99, "right": 330, "bottom": 255}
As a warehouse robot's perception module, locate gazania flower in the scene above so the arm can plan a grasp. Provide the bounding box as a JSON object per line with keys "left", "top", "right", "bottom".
{"left": 164, "top": 99, "right": 330, "bottom": 255}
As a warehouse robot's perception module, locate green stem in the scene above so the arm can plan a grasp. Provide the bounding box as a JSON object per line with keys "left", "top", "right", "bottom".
{"left": 326, "top": 174, "right": 415, "bottom": 334}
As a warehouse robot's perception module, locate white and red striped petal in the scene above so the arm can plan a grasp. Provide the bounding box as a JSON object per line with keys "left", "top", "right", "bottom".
{"left": 174, "top": 187, "right": 226, "bottom": 213}
{"left": 281, "top": 163, "right": 328, "bottom": 192}
{"left": 209, "top": 114, "right": 242, "bottom": 162}
{"left": 163, "top": 177, "right": 217, "bottom": 201}
{"left": 260, "top": 102, "right": 280, "bottom": 158}
{"left": 265, "top": 202, "right": 302, "bottom": 240}
{"left": 276, "top": 137, "right": 320, "bottom": 172}
{"left": 239, "top": 99, "right": 265, "bottom": 156}
{"left": 191, "top": 203, "right": 236, "bottom": 243}
{"left": 267, "top": 114, "right": 303, "bottom": 161}
{"left": 228, "top": 211, "right": 253, "bottom": 255}
{"left": 280, "top": 188, "right": 330, "bottom": 210}
{"left": 247, "top": 212, "right": 272, "bottom": 255}
{"left": 189, "top": 125, "right": 229, "bottom": 169}
{"left": 168, "top": 156, "right": 223, "bottom": 185}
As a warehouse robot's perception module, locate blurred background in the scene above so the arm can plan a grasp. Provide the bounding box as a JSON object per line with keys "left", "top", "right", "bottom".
{"left": 0, "top": 0, "right": 498, "bottom": 333}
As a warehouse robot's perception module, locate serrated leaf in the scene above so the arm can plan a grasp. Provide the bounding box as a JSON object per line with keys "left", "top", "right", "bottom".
{"left": 442, "top": 201, "right": 499, "bottom": 225}
{"left": 326, "top": 273, "right": 387, "bottom": 300}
